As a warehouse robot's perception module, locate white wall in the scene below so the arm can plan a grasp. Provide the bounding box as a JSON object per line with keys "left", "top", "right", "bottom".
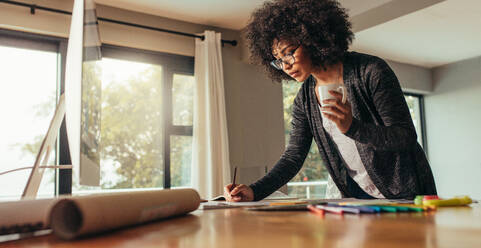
{"left": 425, "top": 56, "right": 481, "bottom": 200}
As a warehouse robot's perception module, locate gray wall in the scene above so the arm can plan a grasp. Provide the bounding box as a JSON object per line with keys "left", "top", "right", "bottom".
{"left": 387, "top": 59, "right": 432, "bottom": 94}
{"left": 0, "top": 0, "right": 285, "bottom": 186}
{"left": 425, "top": 56, "right": 481, "bottom": 199}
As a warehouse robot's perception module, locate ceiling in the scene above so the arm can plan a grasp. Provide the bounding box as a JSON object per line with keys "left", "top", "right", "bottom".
{"left": 94, "top": 0, "right": 393, "bottom": 30}
{"left": 351, "top": 0, "right": 481, "bottom": 68}
{"left": 94, "top": 0, "right": 481, "bottom": 68}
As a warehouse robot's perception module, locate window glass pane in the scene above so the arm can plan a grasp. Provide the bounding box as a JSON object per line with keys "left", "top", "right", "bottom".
{"left": 170, "top": 135, "right": 192, "bottom": 188}
{"left": 0, "top": 45, "right": 57, "bottom": 200}
{"left": 404, "top": 95, "right": 423, "bottom": 147}
{"left": 73, "top": 57, "right": 164, "bottom": 192}
{"left": 172, "top": 74, "right": 194, "bottom": 126}
{"left": 282, "top": 82, "right": 327, "bottom": 199}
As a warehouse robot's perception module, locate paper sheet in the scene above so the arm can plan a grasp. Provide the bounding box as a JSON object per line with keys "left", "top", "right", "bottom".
{"left": 201, "top": 201, "right": 270, "bottom": 210}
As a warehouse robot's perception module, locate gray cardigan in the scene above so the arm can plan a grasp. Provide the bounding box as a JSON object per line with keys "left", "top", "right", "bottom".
{"left": 250, "top": 51, "right": 437, "bottom": 200}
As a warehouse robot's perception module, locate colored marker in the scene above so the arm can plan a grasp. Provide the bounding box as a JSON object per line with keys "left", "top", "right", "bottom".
{"left": 423, "top": 196, "right": 472, "bottom": 207}
{"left": 307, "top": 205, "right": 325, "bottom": 217}
{"left": 316, "top": 205, "right": 344, "bottom": 215}
{"left": 327, "top": 204, "right": 378, "bottom": 214}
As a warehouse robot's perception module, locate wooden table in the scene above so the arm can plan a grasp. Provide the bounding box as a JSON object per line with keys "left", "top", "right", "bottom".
{"left": 2, "top": 204, "right": 481, "bottom": 248}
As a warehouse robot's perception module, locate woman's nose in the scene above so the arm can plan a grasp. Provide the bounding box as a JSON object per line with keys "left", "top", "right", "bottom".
{"left": 283, "top": 61, "right": 293, "bottom": 70}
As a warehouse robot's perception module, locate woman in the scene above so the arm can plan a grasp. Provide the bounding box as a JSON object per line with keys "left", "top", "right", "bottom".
{"left": 224, "top": 0, "right": 436, "bottom": 201}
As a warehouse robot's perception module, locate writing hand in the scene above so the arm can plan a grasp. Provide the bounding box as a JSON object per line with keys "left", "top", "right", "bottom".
{"left": 223, "top": 184, "right": 254, "bottom": 202}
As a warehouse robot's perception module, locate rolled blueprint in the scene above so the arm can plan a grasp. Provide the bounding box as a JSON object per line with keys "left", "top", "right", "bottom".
{"left": 49, "top": 188, "right": 200, "bottom": 240}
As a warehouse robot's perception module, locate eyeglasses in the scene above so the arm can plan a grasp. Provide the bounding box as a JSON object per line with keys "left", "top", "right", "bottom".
{"left": 270, "top": 44, "right": 300, "bottom": 70}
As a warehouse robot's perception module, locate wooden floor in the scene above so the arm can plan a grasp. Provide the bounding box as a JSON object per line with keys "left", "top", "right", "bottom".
{"left": 2, "top": 204, "right": 481, "bottom": 248}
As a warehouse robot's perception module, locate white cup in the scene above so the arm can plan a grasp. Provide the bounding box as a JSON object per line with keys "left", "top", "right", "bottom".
{"left": 317, "top": 83, "right": 347, "bottom": 107}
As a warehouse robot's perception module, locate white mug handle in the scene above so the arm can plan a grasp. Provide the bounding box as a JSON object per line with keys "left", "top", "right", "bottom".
{"left": 338, "top": 86, "right": 347, "bottom": 104}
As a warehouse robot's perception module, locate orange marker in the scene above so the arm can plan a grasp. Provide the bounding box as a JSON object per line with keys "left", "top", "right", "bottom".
{"left": 307, "top": 205, "right": 325, "bottom": 217}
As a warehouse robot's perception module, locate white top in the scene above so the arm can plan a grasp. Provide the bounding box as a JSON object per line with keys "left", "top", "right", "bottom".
{"left": 321, "top": 110, "right": 385, "bottom": 199}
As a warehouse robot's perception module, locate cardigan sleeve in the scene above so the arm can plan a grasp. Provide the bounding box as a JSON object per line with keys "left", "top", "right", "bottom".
{"left": 344, "top": 57, "right": 418, "bottom": 151}
{"left": 249, "top": 87, "right": 313, "bottom": 201}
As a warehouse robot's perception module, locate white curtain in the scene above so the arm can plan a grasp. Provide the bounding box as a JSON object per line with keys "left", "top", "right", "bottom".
{"left": 192, "top": 31, "right": 231, "bottom": 199}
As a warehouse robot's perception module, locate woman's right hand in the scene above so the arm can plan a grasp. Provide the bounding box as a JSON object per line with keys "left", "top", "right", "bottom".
{"left": 223, "top": 184, "right": 254, "bottom": 202}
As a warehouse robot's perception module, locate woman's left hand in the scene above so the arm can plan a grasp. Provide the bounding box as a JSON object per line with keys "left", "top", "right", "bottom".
{"left": 321, "top": 90, "right": 353, "bottom": 133}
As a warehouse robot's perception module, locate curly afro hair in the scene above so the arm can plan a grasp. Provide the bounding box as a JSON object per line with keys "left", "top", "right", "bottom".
{"left": 245, "top": 0, "right": 354, "bottom": 82}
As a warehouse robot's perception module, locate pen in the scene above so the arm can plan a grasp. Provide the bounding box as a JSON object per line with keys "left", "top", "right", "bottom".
{"left": 232, "top": 166, "right": 237, "bottom": 188}
{"left": 230, "top": 167, "right": 237, "bottom": 197}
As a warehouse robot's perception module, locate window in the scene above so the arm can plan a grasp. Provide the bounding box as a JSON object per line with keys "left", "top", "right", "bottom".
{"left": 404, "top": 93, "right": 426, "bottom": 149}
{"left": 282, "top": 82, "right": 327, "bottom": 199}
{"left": 74, "top": 57, "right": 165, "bottom": 191}
{"left": 0, "top": 30, "right": 195, "bottom": 198}
{"left": 72, "top": 45, "right": 194, "bottom": 193}
{"left": 0, "top": 30, "right": 60, "bottom": 200}
{"left": 171, "top": 74, "right": 194, "bottom": 187}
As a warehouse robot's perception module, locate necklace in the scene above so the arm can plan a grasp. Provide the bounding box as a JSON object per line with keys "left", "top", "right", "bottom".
{"left": 314, "top": 63, "right": 343, "bottom": 86}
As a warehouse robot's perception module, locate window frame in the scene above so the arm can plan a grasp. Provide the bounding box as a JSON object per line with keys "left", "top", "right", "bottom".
{"left": 404, "top": 92, "right": 428, "bottom": 154}
{"left": 1, "top": 29, "right": 195, "bottom": 195}
{"left": 97, "top": 44, "right": 194, "bottom": 190}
